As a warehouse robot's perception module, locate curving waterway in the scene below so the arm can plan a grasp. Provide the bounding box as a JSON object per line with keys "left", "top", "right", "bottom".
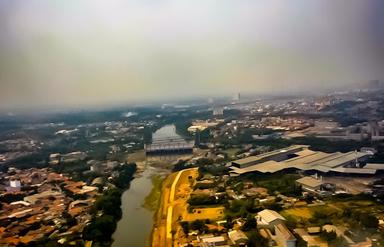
{"left": 112, "top": 125, "right": 183, "bottom": 247}
{"left": 112, "top": 167, "right": 157, "bottom": 247}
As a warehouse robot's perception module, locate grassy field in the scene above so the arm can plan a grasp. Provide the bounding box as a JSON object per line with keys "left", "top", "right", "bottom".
{"left": 152, "top": 172, "right": 177, "bottom": 247}
{"left": 125, "top": 150, "right": 146, "bottom": 162}
{"left": 326, "top": 196, "right": 384, "bottom": 219}
{"left": 143, "top": 174, "right": 164, "bottom": 211}
{"left": 242, "top": 173, "right": 301, "bottom": 196}
{"left": 281, "top": 207, "right": 313, "bottom": 220}
{"left": 281, "top": 195, "right": 384, "bottom": 229}
{"left": 184, "top": 207, "right": 225, "bottom": 221}
{"left": 222, "top": 148, "right": 241, "bottom": 158}
{"left": 281, "top": 204, "right": 341, "bottom": 227}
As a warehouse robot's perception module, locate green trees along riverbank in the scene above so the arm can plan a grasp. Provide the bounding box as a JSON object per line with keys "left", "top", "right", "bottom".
{"left": 83, "top": 163, "right": 137, "bottom": 247}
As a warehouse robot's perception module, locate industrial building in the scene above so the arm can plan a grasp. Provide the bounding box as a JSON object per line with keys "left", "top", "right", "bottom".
{"left": 232, "top": 145, "right": 308, "bottom": 169}
{"left": 230, "top": 145, "right": 383, "bottom": 176}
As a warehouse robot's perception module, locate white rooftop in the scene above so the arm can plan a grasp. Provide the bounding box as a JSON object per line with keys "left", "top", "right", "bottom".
{"left": 257, "top": 209, "right": 286, "bottom": 224}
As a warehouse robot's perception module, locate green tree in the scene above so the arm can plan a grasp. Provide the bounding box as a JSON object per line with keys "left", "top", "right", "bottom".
{"left": 84, "top": 215, "right": 117, "bottom": 242}
{"left": 180, "top": 221, "right": 190, "bottom": 235}
{"left": 320, "top": 230, "right": 337, "bottom": 242}
{"left": 359, "top": 213, "right": 379, "bottom": 229}
{"left": 242, "top": 215, "right": 257, "bottom": 231}
{"left": 190, "top": 220, "right": 208, "bottom": 233}
{"left": 247, "top": 230, "right": 268, "bottom": 247}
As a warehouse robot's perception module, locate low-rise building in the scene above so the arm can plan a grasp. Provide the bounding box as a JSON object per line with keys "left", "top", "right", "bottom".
{"left": 198, "top": 235, "right": 230, "bottom": 247}
{"left": 228, "top": 230, "right": 248, "bottom": 246}
{"left": 296, "top": 176, "right": 323, "bottom": 192}
{"left": 6, "top": 179, "right": 21, "bottom": 193}
{"left": 275, "top": 223, "right": 296, "bottom": 247}
{"left": 256, "top": 209, "right": 286, "bottom": 229}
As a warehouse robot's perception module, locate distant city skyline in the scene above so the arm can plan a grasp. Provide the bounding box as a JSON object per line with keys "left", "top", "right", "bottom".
{"left": 0, "top": 0, "right": 383, "bottom": 110}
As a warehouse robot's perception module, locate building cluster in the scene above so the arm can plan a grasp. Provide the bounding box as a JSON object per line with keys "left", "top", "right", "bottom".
{"left": 182, "top": 174, "right": 310, "bottom": 246}
{"left": 0, "top": 138, "right": 40, "bottom": 166}
{"left": 211, "top": 116, "right": 313, "bottom": 142}
{"left": 49, "top": 151, "right": 87, "bottom": 165}
{"left": 198, "top": 230, "right": 249, "bottom": 247}
{"left": 87, "top": 159, "right": 120, "bottom": 175}
{"left": 256, "top": 209, "right": 296, "bottom": 247}
{"left": 0, "top": 168, "right": 99, "bottom": 246}
{"left": 188, "top": 120, "right": 223, "bottom": 133}
{"left": 180, "top": 164, "right": 379, "bottom": 247}
{"left": 52, "top": 119, "right": 148, "bottom": 155}
{"left": 301, "top": 120, "right": 384, "bottom": 141}
{"left": 238, "top": 97, "right": 331, "bottom": 116}
{"left": 259, "top": 117, "right": 313, "bottom": 131}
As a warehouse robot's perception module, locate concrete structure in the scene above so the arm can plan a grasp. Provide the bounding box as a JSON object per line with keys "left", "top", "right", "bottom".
{"left": 275, "top": 223, "right": 296, "bottom": 247}
{"left": 91, "top": 177, "right": 104, "bottom": 186}
{"left": 230, "top": 145, "right": 378, "bottom": 176}
{"left": 232, "top": 145, "right": 308, "bottom": 169}
{"left": 61, "top": 151, "right": 87, "bottom": 163}
{"left": 198, "top": 235, "right": 230, "bottom": 247}
{"left": 294, "top": 228, "right": 327, "bottom": 247}
{"left": 228, "top": 230, "right": 248, "bottom": 246}
{"left": 296, "top": 176, "right": 323, "bottom": 192}
{"left": 6, "top": 179, "right": 21, "bottom": 192}
{"left": 49, "top": 153, "right": 60, "bottom": 165}
{"left": 233, "top": 93, "right": 241, "bottom": 102}
{"left": 90, "top": 163, "right": 103, "bottom": 173}
{"left": 213, "top": 107, "right": 224, "bottom": 116}
{"left": 310, "top": 120, "right": 384, "bottom": 142}
{"left": 188, "top": 125, "right": 207, "bottom": 132}
{"left": 10, "top": 180, "right": 21, "bottom": 188}
{"left": 49, "top": 151, "right": 87, "bottom": 165}
{"left": 145, "top": 137, "right": 194, "bottom": 155}
{"left": 256, "top": 209, "right": 286, "bottom": 229}
{"left": 24, "top": 190, "right": 62, "bottom": 204}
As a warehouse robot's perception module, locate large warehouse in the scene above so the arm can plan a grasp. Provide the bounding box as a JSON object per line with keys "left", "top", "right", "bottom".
{"left": 230, "top": 145, "right": 383, "bottom": 176}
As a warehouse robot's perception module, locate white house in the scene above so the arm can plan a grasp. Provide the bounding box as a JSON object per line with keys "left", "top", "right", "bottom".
{"left": 256, "top": 209, "right": 286, "bottom": 229}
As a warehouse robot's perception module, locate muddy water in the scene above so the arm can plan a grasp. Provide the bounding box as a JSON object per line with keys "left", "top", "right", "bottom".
{"left": 112, "top": 125, "right": 183, "bottom": 247}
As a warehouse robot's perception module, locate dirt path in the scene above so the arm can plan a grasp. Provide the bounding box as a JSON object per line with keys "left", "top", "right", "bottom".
{"left": 151, "top": 168, "right": 198, "bottom": 247}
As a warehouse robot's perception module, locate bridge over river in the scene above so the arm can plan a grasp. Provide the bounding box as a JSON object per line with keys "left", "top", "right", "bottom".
{"left": 145, "top": 125, "right": 194, "bottom": 155}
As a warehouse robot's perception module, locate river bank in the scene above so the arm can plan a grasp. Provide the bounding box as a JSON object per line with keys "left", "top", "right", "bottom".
{"left": 143, "top": 174, "right": 164, "bottom": 211}
{"left": 112, "top": 166, "right": 159, "bottom": 247}
{"left": 112, "top": 125, "right": 190, "bottom": 247}
{"left": 151, "top": 172, "right": 178, "bottom": 247}
{"left": 151, "top": 168, "right": 199, "bottom": 247}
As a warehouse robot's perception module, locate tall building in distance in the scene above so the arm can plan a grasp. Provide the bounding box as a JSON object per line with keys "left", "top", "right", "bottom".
{"left": 232, "top": 92, "right": 241, "bottom": 102}
{"left": 194, "top": 129, "right": 201, "bottom": 147}
{"left": 213, "top": 107, "right": 224, "bottom": 117}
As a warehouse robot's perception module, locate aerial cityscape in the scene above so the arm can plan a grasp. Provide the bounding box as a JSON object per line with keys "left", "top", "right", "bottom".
{"left": 1, "top": 1, "right": 384, "bottom": 247}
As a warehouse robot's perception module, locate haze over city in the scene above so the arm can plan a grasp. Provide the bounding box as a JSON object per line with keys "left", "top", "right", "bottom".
{"left": 3, "top": 1, "right": 384, "bottom": 247}
{"left": 0, "top": 0, "right": 383, "bottom": 110}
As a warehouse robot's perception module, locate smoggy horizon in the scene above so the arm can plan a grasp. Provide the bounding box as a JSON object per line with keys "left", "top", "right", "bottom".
{"left": 1, "top": 0, "right": 383, "bottom": 111}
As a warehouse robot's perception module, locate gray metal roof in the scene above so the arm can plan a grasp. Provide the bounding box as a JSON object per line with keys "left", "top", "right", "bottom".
{"left": 230, "top": 145, "right": 375, "bottom": 175}
{"left": 296, "top": 176, "right": 323, "bottom": 188}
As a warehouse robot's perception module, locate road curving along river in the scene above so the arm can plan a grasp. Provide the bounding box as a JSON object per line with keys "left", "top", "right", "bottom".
{"left": 112, "top": 125, "right": 185, "bottom": 247}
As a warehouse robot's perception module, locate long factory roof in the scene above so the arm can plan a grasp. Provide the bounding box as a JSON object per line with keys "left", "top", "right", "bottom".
{"left": 230, "top": 146, "right": 380, "bottom": 175}
{"left": 232, "top": 145, "right": 309, "bottom": 166}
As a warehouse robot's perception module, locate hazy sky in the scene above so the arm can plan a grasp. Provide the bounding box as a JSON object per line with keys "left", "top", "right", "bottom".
{"left": 0, "top": 0, "right": 383, "bottom": 110}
